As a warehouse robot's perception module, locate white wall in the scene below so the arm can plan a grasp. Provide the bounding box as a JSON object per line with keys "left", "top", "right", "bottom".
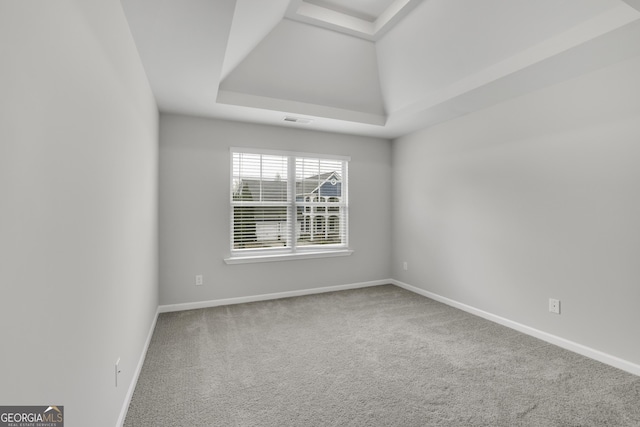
{"left": 392, "top": 55, "right": 640, "bottom": 368}
{"left": 159, "top": 114, "right": 391, "bottom": 305}
{"left": 0, "top": 1, "right": 158, "bottom": 426}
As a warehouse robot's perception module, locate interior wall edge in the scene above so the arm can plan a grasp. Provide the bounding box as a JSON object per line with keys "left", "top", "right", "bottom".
{"left": 116, "top": 307, "right": 160, "bottom": 427}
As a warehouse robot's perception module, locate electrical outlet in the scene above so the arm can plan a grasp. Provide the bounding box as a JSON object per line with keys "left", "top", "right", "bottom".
{"left": 195, "top": 275, "right": 203, "bottom": 286}
{"left": 115, "top": 358, "right": 121, "bottom": 387}
{"left": 403, "top": 261, "right": 408, "bottom": 271}
{"left": 549, "top": 298, "right": 560, "bottom": 314}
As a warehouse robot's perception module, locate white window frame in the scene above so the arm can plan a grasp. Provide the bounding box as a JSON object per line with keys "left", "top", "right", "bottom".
{"left": 225, "top": 147, "right": 353, "bottom": 264}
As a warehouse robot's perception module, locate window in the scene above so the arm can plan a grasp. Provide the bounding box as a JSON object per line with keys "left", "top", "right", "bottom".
{"left": 228, "top": 148, "right": 350, "bottom": 262}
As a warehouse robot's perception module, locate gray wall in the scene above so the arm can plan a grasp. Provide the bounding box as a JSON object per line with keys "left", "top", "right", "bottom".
{"left": 159, "top": 114, "right": 391, "bottom": 305}
{"left": 392, "top": 55, "right": 640, "bottom": 366}
{"left": 0, "top": 2, "right": 158, "bottom": 426}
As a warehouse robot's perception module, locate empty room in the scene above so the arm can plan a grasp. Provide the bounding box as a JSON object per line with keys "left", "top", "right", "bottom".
{"left": 2, "top": 0, "right": 640, "bottom": 426}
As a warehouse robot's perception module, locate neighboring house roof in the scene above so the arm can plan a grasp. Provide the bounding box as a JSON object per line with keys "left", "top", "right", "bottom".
{"left": 297, "top": 171, "right": 341, "bottom": 197}
{"left": 234, "top": 171, "right": 342, "bottom": 201}
{"left": 234, "top": 179, "right": 287, "bottom": 201}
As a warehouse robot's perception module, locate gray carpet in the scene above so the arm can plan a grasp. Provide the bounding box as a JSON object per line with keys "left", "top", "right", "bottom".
{"left": 124, "top": 285, "right": 640, "bottom": 426}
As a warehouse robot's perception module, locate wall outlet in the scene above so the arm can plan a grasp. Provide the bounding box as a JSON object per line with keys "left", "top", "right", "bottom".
{"left": 115, "top": 358, "right": 121, "bottom": 387}
{"left": 549, "top": 298, "right": 561, "bottom": 314}
{"left": 403, "top": 261, "right": 408, "bottom": 271}
{"left": 195, "top": 275, "right": 203, "bottom": 286}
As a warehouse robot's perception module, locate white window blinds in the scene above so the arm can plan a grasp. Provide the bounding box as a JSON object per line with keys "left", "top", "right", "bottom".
{"left": 231, "top": 149, "right": 348, "bottom": 254}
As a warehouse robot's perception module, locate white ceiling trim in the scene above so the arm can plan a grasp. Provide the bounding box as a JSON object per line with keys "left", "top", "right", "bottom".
{"left": 123, "top": 0, "right": 640, "bottom": 139}
{"left": 391, "top": 3, "right": 640, "bottom": 118}
{"left": 388, "top": 15, "right": 640, "bottom": 136}
{"left": 217, "top": 90, "right": 386, "bottom": 126}
{"left": 285, "top": 0, "right": 423, "bottom": 41}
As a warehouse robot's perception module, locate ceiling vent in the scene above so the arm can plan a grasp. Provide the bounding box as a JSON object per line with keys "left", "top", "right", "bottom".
{"left": 284, "top": 116, "right": 313, "bottom": 124}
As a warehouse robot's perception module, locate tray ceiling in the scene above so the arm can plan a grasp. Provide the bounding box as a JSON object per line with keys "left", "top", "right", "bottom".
{"left": 122, "top": 0, "right": 640, "bottom": 138}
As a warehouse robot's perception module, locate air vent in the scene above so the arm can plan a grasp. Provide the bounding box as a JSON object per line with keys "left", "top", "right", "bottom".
{"left": 283, "top": 116, "right": 313, "bottom": 124}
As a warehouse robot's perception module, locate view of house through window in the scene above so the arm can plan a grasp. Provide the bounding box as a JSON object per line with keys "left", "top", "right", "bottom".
{"left": 231, "top": 149, "right": 348, "bottom": 254}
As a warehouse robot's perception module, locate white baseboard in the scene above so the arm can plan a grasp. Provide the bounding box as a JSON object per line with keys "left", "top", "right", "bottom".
{"left": 158, "top": 279, "right": 391, "bottom": 313}
{"left": 116, "top": 307, "right": 160, "bottom": 427}
{"left": 119, "top": 279, "right": 389, "bottom": 425}
{"left": 121, "top": 277, "right": 639, "bottom": 427}
{"left": 391, "top": 279, "right": 640, "bottom": 377}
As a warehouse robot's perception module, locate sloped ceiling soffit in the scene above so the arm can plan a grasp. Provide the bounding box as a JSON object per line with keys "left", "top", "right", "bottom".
{"left": 122, "top": 0, "right": 640, "bottom": 138}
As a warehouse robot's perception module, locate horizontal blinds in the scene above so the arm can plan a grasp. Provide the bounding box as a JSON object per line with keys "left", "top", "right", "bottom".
{"left": 232, "top": 152, "right": 289, "bottom": 203}
{"left": 232, "top": 152, "right": 291, "bottom": 250}
{"left": 231, "top": 151, "right": 347, "bottom": 252}
{"left": 295, "top": 157, "right": 346, "bottom": 248}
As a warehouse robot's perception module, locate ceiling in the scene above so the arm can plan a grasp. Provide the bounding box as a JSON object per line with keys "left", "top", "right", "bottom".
{"left": 121, "top": 0, "right": 640, "bottom": 139}
{"left": 305, "top": 0, "right": 397, "bottom": 22}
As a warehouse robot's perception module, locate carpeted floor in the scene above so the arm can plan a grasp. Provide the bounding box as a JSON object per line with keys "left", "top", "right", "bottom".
{"left": 124, "top": 285, "right": 640, "bottom": 426}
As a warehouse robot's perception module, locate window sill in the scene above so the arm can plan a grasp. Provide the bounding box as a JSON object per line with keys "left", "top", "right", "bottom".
{"left": 224, "top": 249, "right": 354, "bottom": 265}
